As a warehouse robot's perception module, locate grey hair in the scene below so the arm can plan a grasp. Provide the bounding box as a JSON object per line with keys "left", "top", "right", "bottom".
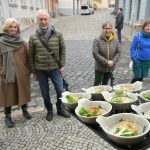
{"left": 36, "top": 9, "right": 49, "bottom": 20}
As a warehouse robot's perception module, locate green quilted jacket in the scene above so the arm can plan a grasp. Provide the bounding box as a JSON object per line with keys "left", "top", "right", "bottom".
{"left": 29, "top": 31, "right": 66, "bottom": 73}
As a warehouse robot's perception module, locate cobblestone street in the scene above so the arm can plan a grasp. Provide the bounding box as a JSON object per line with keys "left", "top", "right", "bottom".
{"left": 0, "top": 10, "right": 150, "bottom": 150}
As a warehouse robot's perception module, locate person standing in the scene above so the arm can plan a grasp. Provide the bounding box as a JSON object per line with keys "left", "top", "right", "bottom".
{"left": 130, "top": 20, "right": 150, "bottom": 83}
{"left": 0, "top": 18, "right": 32, "bottom": 128}
{"left": 29, "top": 10, "right": 70, "bottom": 121}
{"left": 93, "top": 22, "right": 121, "bottom": 86}
{"left": 115, "top": 8, "right": 124, "bottom": 43}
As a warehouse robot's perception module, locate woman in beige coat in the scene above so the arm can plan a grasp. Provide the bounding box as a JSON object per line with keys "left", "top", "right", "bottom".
{"left": 0, "top": 18, "right": 32, "bottom": 128}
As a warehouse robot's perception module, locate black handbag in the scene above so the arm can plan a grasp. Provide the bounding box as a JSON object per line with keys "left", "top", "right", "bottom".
{"left": 36, "top": 34, "right": 70, "bottom": 91}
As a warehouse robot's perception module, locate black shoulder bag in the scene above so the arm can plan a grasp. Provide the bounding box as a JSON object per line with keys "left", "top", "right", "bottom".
{"left": 36, "top": 34, "right": 69, "bottom": 91}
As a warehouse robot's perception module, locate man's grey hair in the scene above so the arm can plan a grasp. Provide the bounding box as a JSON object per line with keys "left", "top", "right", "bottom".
{"left": 36, "top": 9, "right": 50, "bottom": 20}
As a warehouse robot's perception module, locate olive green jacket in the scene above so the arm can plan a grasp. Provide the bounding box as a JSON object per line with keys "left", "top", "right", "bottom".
{"left": 29, "top": 31, "right": 66, "bottom": 73}
{"left": 92, "top": 33, "right": 121, "bottom": 72}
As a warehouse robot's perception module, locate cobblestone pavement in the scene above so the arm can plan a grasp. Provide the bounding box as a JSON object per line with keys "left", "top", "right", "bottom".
{"left": 0, "top": 10, "right": 150, "bottom": 150}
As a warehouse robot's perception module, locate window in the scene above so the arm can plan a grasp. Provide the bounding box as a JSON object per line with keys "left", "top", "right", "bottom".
{"left": 30, "top": 0, "right": 33, "bottom": 6}
{"left": 30, "top": 0, "right": 34, "bottom": 10}
{"left": 40, "top": 0, "right": 43, "bottom": 9}
{"left": 21, "top": 0, "right": 26, "bottom": 5}
{"left": 8, "top": 0, "right": 16, "bottom": 4}
{"left": 8, "top": 0, "right": 17, "bottom": 7}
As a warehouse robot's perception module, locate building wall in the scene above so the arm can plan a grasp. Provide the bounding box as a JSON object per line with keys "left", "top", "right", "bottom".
{"left": 0, "top": 0, "right": 47, "bottom": 31}
{"left": 58, "top": 0, "right": 80, "bottom": 15}
{"left": 119, "top": 0, "right": 149, "bottom": 25}
{"left": 145, "top": 0, "right": 150, "bottom": 20}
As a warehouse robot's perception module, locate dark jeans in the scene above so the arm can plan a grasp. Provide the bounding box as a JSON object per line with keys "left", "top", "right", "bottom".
{"left": 36, "top": 69, "right": 64, "bottom": 112}
{"left": 94, "top": 70, "right": 112, "bottom": 86}
{"left": 4, "top": 104, "right": 27, "bottom": 115}
{"left": 117, "top": 29, "right": 122, "bottom": 43}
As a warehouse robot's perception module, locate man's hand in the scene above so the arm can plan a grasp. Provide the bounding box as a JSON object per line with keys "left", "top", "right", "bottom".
{"left": 31, "top": 73, "right": 37, "bottom": 81}
{"left": 108, "top": 60, "right": 113, "bottom": 68}
{"left": 60, "top": 67, "right": 64, "bottom": 74}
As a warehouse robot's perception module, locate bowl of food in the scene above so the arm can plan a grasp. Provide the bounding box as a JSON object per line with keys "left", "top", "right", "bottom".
{"left": 139, "top": 90, "right": 150, "bottom": 103}
{"left": 131, "top": 102, "right": 150, "bottom": 121}
{"left": 113, "top": 81, "right": 142, "bottom": 93}
{"left": 75, "top": 98, "right": 112, "bottom": 124}
{"left": 82, "top": 85, "right": 112, "bottom": 100}
{"left": 96, "top": 113, "right": 150, "bottom": 145}
{"left": 102, "top": 91, "right": 138, "bottom": 112}
{"left": 61, "top": 91, "right": 91, "bottom": 110}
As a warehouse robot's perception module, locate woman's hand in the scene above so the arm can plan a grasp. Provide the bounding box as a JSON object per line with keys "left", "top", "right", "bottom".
{"left": 108, "top": 60, "right": 113, "bottom": 68}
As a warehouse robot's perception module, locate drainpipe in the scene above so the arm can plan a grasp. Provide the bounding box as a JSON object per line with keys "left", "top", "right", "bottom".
{"left": 73, "top": 0, "right": 75, "bottom": 14}
{"left": 77, "top": 0, "right": 79, "bottom": 14}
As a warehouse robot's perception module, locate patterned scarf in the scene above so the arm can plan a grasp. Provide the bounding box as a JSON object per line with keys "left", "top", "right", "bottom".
{"left": 36, "top": 26, "right": 52, "bottom": 40}
{"left": 0, "top": 33, "right": 23, "bottom": 83}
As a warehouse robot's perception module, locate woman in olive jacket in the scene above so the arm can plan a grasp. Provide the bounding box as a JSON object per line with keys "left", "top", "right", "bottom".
{"left": 92, "top": 22, "right": 121, "bottom": 85}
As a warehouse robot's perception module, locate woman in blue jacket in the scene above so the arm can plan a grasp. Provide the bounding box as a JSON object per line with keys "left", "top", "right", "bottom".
{"left": 130, "top": 20, "right": 150, "bottom": 83}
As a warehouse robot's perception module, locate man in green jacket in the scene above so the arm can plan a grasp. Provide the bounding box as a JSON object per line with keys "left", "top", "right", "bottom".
{"left": 29, "top": 9, "right": 70, "bottom": 121}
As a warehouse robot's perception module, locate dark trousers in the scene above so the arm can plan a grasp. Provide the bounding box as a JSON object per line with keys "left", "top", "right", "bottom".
{"left": 117, "top": 29, "right": 122, "bottom": 43}
{"left": 94, "top": 70, "right": 112, "bottom": 86}
{"left": 36, "top": 69, "right": 64, "bottom": 112}
{"left": 4, "top": 104, "right": 27, "bottom": 115}
{"left": 131, "top": 77, "right": 143, "bottom": 84}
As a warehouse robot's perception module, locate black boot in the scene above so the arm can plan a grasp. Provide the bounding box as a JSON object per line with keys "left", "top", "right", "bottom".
{"left": 22, "top": 109, "right": 32, "bottom": 120}
{"left": 5, "top": 115, "right": 15, "bottom": 128}
{"left": 46, "top": 110, "right": 53, "bottom": 121}
{"left": 57, "top": 106, "right": 70, "bottom": 118}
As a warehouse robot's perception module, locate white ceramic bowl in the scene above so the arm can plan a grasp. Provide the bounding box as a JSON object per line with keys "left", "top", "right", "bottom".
{"left": 61, "top": 91, "right": 91, "bottom": 110}
{"left": 82, "top": 85, "right": 112, "bottom": 100}
{"left": 96, "top": 113, "right": 150, "bottom": 145}
{"left": 131, "top": 102, "right": 150, "bottom": 121}
{"left": 113, "top": 81, "right": 142, "bottom": 93}
{"left": 102, "top": 91, "right": 138, "bottom": 112}
{"left": 139, "top": 90, "right": 150, "bottom": 103}
{"left": 75, "top": 98, "right": 112, "bottom": 124}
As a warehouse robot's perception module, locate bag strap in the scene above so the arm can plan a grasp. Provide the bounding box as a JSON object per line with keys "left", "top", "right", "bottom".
{"left": 36, "top": 34, "right": 61, "bottom": 68}
{"left": 36, "top": 34, "right": 66, "bottom": 83}
{"left": 136, "top": 32, "right": 140, "bottom": 54}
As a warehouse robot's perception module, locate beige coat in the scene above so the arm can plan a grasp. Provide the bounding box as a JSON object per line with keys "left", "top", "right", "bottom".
{"left": 0, "top": 43, "right": 31, "bottom": 107}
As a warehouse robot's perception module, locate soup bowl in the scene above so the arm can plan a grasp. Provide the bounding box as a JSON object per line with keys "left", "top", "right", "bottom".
{"left": 61, "top": 91, "right": 91, "bottom": 110}
{"left": 113, "top": 81, "right": 142, "bottom": 93}
{"left": 131, "top": 102, "right": 150, "bottom": 121}
{"left": 102, "top": 91, "right": 138, "bottom": 112}
{"left": 75, "top": 98, "right": 112, "bottom": 124}
{"left": 139, "top": 90, "right": 150, "bottom": 103}
{"left": 82, "top": 85, "right": 112, "bottom": 100}
{"left": 96, "top": 113, "right": 150, "bottom": 145}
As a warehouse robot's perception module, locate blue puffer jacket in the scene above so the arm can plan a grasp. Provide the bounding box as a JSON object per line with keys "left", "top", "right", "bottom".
{"left": 130, "top": 31, "right": 150, "bottom": 61}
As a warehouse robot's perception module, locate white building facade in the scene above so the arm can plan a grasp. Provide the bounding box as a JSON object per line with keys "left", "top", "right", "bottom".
{"left": 0, "top": 0, "right": 47, "bottom": 31}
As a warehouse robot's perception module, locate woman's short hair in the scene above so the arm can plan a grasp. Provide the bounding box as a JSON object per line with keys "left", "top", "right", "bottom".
{"left": 102, "top": 21, "right": 113, "bottom": 29}
{"left": 142, "top": 20, "right": 150, "bottom": 30}
{"left": 2, "top": 18, "right": 20, "bottom": 33}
